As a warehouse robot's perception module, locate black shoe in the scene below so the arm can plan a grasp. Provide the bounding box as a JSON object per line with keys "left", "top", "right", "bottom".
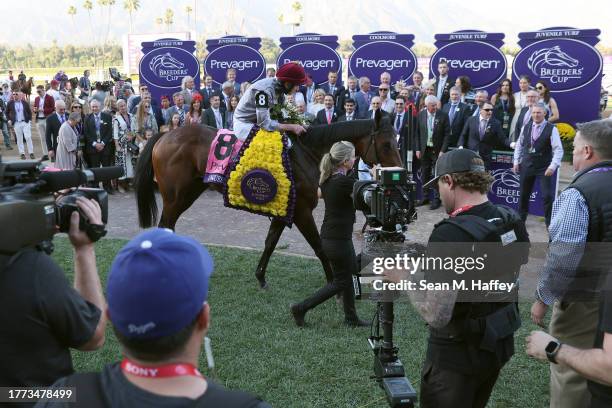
{"left": 430, "top": 199, "right": 441, "bottom": 210}
{"left": 29, "top": 153, "right": 35, "bottom": 159}
{"left": 42, "top": 155, "right": 49, "bottom": 161}
{"left": 6, "top": 145, "right": 13, "bottom": 150}
{"left": 20, "top": 154, "right": 26, "bottom": 160}
{"left": 345, "top": 317, "right": 370, "bottom": 327}
{"left": 418, "top": 198, "right": 430, "bottom": 207}
{"left": 290, "top": 304, "right": 306, "bottom": 327}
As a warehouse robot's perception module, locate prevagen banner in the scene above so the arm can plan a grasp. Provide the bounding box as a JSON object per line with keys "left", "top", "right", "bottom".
{"left": 204, "top": 36, "right": 266, "bottom": 86}
{"left": 139, "top": 38, "right": 200, "bottom": 104}
{"left": 430, "top": 30, "right": 507, "bottom": 96}
{"left": 513, "top": 27, "right": 603, "bottom": 125}
{"left": 277, "top": 33, "right": 341, "bottom": 85}
{"left": 349, "top": 32, "right": 417, "bottom": 87}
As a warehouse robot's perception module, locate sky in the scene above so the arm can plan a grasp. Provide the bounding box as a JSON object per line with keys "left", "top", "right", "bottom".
{"left": 3, "top": 0, "right": 611, "bottom": 47}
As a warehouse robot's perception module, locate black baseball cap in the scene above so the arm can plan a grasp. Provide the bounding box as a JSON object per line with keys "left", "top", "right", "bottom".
{"left": 423, "top": 148, "right": 486, "bottom": 189}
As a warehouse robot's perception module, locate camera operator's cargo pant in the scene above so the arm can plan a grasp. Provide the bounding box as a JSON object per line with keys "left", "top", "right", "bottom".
{"left": 14, "top": 121, "right": 34, "bottom": 155}
{"left": 549, "top": 301, "right": 598, "bottom": 408}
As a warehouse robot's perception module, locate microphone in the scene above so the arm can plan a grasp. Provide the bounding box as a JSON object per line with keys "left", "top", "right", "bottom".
{"left": 39, "top": 167, "right": 124, "bottom": 192}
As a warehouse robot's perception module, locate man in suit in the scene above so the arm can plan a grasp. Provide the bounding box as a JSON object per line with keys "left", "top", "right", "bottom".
{"left": 469, "top": 90, "right": 489, "bottom": 118}
{"left": 33, "top": 84, "right": 55, "bottom": 159}
{"left": 165, "top": 92, "right": 188, "bottom": 126}
{"left": 336, "top": 76, "right": 360, "bottom": 115}
{"left": 512, "top": 90, "right": 539, "bottom": 143}
{"left": 319, "top": 71, "right": 343, "bottom": 100}
{"left": 354, "top": 77, "right": 375, "bottom": 119}
{"left": 441, "top": 86, "right": 470, "bottom": 150}
{"left": 458, "top": 102, "right": 509, "bottom": 168}
{"left": 296, "top": 100, "right": 315, "bottom": 123}
{"left": 180, "top": 75, "right": 200, "bottom": 106}
{"left": 6, "top": 91, "right": 35, "bottom": 159}
{"left": 203, "top": 95, "right": 226, "bottom": 129}
{"left": 300, "top": 74, "right": 317, "bottom": 107}
{"left": 391, "top": 96, "right": 410, "bottom": 153}
{"left": 513, "top": 103, "right": 564, "bottom": 226}
{"left": 337, "top": 98, "right": 357, "bottom": 122}
{"left": 219, "top": 81, "right": 234, "bottom": 113}
{"left": 416, "top": 95, "right": 451, "bottom": 209}
{"left": 128, "top": 84, "right": 149, "bottom": 114}
{"left": 433, "top": 60, "right": 454, "bottom": 106}
{"left": 84, "top": 99, "right": 114, "bottom": 192}
{"left": 199, "top": 75, "right": 218, "bottom": 109}
{"left": 226, "top": 68, "right": 241, "bottom": 96}
{"left": 45, "top": 100, "right": 68, "bottom": 162}
{"left": 313, "top": 94, "right": 339, "bottom": 125}
{"left": 366, "top": 96, "right": 390, "bottom": 120}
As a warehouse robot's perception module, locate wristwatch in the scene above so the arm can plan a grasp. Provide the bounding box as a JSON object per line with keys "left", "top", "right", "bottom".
{"left": 545, "top": 340, "right": 562, "bottom": 364}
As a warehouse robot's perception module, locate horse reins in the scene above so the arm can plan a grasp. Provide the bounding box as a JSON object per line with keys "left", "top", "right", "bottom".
{"left": 362, "top": 130, "right": 380, "bottom": 168}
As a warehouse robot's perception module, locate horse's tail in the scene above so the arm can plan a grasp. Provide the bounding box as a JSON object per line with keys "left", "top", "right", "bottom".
{"left": 135, "top": 132, "right": 164, "bottom": 228}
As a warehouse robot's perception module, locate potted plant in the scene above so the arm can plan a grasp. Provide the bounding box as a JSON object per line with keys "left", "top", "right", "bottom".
{"left": 556, "top": 122, "right": 576, "bottom": 163}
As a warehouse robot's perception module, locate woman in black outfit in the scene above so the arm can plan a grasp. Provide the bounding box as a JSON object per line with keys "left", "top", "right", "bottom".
{"left": 290, "top": 141, "right": 368, "bottom": 327}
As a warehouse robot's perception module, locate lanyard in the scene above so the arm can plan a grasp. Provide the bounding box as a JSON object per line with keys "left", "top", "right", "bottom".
{"left": 450, "top": 205, "right": 475, "bottom": 217}
{"left": 121, "top": 358, "right": 203, "bottom": 379}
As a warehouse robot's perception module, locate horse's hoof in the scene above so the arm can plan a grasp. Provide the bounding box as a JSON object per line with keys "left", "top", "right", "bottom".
{"left": 258, "top": 280, "right": 269, "bottom": 290}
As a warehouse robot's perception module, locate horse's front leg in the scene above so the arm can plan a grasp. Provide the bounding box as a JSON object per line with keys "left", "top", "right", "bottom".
{"left": 255, "top": 219, "right": 286, "bottom": 289}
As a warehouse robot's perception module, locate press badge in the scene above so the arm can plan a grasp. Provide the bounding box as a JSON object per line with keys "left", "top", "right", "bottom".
{"left": 500, "top": 229, "right": 517, "bottom": 246}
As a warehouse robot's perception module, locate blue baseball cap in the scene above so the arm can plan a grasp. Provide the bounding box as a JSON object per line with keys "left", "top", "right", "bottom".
{"left": 107, "top": 228, "right": 213, "bottom": 340}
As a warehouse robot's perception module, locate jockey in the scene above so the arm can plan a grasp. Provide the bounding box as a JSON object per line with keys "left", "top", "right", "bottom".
{"left": 233, "top": 62, "right": 308, "bottom": 141}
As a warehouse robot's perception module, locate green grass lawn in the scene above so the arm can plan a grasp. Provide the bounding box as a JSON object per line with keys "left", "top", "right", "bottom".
{"left": 52, "top": 237, "right": 550, "bottom": 407}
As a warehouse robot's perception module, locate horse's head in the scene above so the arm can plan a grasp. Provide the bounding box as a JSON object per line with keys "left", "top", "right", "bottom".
{"left": 545, "top": 46, "right": 579, "bottom": 68}
{"left": 356, "top": 110, "right": 402, "bottom": 168}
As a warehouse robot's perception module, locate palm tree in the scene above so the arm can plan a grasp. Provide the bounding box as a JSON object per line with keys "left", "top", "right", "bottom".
{"left": 83, "top": 0, "right": 97, "bottom": 68}
{"left": 124, "top": 0, "right": 140, "bottom": 33}
{"left": 155, "top": 17, "right": 163, "bottom": 32}
{"left": 164, "top": 8, "right": 174, "bottom": 32}
{"left": 185, "top": 5, "right": 193, "bottom": 30}
{"left": 67, "top": 5, "right": 77, "bottom": 27}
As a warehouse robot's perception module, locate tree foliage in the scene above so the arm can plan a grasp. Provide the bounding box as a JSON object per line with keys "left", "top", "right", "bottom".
{"left": 0, "top": 44, "right": 122, "bottom": 68}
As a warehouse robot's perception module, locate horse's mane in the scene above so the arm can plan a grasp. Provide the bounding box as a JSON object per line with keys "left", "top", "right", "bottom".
{"left": 300, "top": 119, "right": 374, "bottom": 150}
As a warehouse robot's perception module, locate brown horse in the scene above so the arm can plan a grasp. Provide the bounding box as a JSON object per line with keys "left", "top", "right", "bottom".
{"left": 135, "top": 113, "right": 402, "bottom": 288}
{"left": 16, "top": 77, "right": 34, "bottom": 101}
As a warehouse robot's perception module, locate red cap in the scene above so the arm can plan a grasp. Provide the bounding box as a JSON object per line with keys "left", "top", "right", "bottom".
{"left": 50, "top": 79, "right": 59, "bottom": 86}
{"left": 276, "top": 62, "right": 307, "bottom": 85}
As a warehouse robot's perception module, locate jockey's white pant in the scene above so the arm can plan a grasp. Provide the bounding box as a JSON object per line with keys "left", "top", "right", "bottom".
{"left": 232, "top": 120, "right": 292, "bottom": 147}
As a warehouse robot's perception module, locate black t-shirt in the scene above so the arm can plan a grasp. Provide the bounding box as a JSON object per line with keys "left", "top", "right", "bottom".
{"left": 588, "top": 288, "right": 612, "bottom": 405}
{"left": 426, "top": 202, "right": 529, "bottom": 374}
{"left": 0, "top": 248, "right": 101, "bottom": 388}
{"left": 320, "top": 174, "right": 356, "bottom": 240}
{"left": 35, "top": 363, "right": 271, "bottom": 408}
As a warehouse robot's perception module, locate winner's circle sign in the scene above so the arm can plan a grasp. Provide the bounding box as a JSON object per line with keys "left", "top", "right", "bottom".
{"left": 140, "top": 46, "right": 200, "bottom": 89}
{"left": 277, "top": 42, "right": 342, "bottom": 85}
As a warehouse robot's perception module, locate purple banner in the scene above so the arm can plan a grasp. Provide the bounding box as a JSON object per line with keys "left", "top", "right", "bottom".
{"left": 277, "top": 33, "right": 341, "bottom": 85}
{"left": 512, "top": 27, "right": 603, "bottom": 126}
{"left": 430, "top": 30, "right": 507, "bottom": 96}
{"left": 348, "top": 32, "right": 416, "bottom": 87}
{"left": 139, "top": 38, "right": 200, "bottom": 105}
{"left": 204, "top": 36, "right": 266, "bottom": 86}
{"left": 488, "top": 150, "right": 558, "bottom": 216}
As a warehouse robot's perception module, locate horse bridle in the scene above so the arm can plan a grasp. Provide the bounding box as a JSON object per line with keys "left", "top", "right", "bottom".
{"left": 361, "top": 128, "right": 381, "bottom": 168}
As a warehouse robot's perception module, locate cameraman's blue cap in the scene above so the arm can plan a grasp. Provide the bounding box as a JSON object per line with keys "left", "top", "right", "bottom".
{"left": 423, "top": 148, "right": 486, "bottom": 189}
{"left": 107, "top": 228, "right": 213, "bottom": 340}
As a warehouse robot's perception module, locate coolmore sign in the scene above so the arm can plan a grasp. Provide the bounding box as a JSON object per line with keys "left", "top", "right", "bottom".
{"left": 277, "top": 33, "right": 341, "bottom": 85}
{"left": 513, "top": 28, "right": 603, "bottom": 125}
{"left": 349, "top": 32, "right": 416, "bottom": 87}
{"left": 430, "top": 31, "right": 506, "bottom": 96}
{"left": 140, "top": 38, "right": 200, "bottom": 104}
{"left": 204, "top": 36, "right": 266, "bottom": 86}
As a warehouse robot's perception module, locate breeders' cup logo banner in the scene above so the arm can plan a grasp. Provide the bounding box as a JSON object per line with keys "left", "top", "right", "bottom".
{"left": 277, "top": 33, "right": 341, "bottom": 85}
{"left": 513, "top": 28, "right": 603, "bottom": 125}
{"left": 204, "top": 36, "right": 266, "bottom": 86}
{"left": 514, "top": 39, "right": 602, "bottom": 92}
{"left": 140, "top": 39, "right": 200, "bottom": 104}
{"left": 349, "top": 32, "right": 416, "bottom": 87}
{"left": 431, "top": 31, "right": 506, "bottom": 95}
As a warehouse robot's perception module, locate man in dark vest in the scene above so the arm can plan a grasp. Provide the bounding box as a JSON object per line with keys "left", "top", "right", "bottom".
{"left": 407, "top": 149, "right": 529, "bottom": 407}
{"left": 512, "top": 102, "right": 564, "bottom": 227}
{"left": 527, "top": 120, "right": 612, "bottom": 408}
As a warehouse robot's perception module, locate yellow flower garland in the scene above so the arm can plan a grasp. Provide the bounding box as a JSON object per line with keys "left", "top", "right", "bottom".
{"left": 226, "top": 129, "right": 291, "bottom": 217}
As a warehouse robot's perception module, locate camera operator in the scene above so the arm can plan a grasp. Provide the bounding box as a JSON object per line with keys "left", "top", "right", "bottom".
{"left": 290, "top": 141, "right": 368, "bottom": 327}
{"left": 0, "top": 197, "right": 106, "bottom": 390}
{"left": 412, "top": 149, "right": 529, "bottom": 407}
